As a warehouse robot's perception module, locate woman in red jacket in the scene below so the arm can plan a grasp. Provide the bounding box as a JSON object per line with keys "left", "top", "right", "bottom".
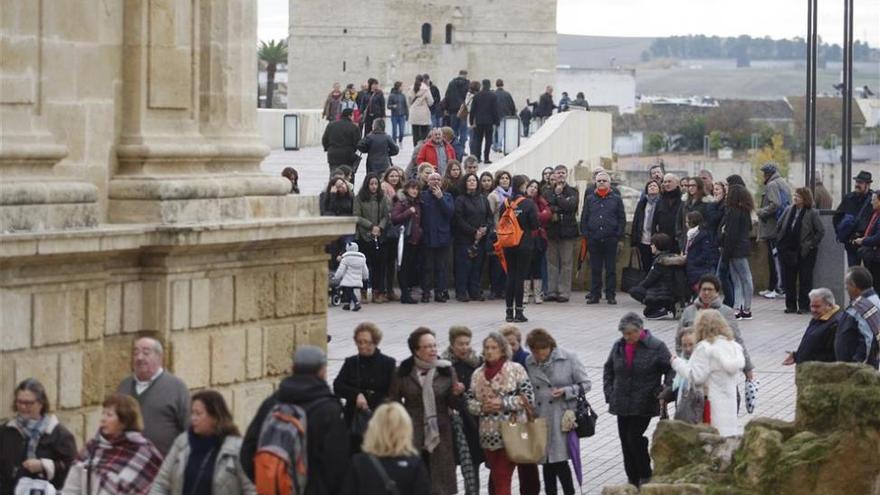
{"left": 525, "top": 179, "right": 552, "bottom": 304}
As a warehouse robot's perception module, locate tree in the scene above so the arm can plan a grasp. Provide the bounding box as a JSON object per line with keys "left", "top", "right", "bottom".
{"left": 751, "top": 133, "right": 791, "bottom": 198}
{"left": 675, "top": 116, "right": 706, "bottom": 151}
{"left": 258, "top": 39, "right": 288, "bottom": 108}
{"left": 646, "top": 132, "right": 666, "bottom": 153}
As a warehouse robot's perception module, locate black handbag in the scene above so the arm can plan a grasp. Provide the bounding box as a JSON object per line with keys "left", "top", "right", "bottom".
{"left": 621, "top": 249, "right": 646, "bottom": 293}
{"left": 574, "top": 383, "right": 598, "bottom": 438}
{"left": 351, "top": 152, "right": 363, "bottom": 174}
{"left": 858, "top": 245, "right": 880, "bottom": 263}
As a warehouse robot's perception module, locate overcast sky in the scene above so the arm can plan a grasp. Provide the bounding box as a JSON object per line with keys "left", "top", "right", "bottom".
{"left": 259, "top": 0, "right": 879, "bottom": 46}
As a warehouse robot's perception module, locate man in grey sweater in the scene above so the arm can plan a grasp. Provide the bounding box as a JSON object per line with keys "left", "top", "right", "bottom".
{"left": 117, "top": 337, "right": 190, "bottom": 455}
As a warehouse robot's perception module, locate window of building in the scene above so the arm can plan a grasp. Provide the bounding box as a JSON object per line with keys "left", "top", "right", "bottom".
{"left": 445, "top": 24, "right": 453, "bottom": 44}
{"left": 343, "top": 61, "right": 346, "bottom": 72}
{"left": 421, "top": 23, "right": 431, "bottom": 44}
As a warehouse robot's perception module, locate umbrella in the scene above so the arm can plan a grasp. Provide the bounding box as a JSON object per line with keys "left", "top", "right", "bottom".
{"left": 396, "top": 226, "right": 405, "bottom": 270}
{"left": 574, "top": 237, "right": 588, "bottom": 279}
{"left": 567, "top": 430, "right": 584, "bottom": 493}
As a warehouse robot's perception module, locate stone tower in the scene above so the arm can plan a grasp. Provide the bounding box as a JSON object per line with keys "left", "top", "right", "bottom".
{"left": 288, "top": 0, "right": 557, "bottom": 109}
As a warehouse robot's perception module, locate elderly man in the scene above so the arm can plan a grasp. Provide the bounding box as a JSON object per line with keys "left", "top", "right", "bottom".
{"left": 416, "top": 127, "right": 456, "bottom": 175}
{"left": 653, "top": 173, "right": 683, "bottom": 247}
{"left": 581, "top": 171, "right": 626, "bottom": 305}
{"left": 241, "top": 346, "right": 349, "bottom": 494}
{"left": 698, "top": 170, "right": 714, "bottom": 198}
{"left": 420, "top": 172, "right": 455, "bottom": 302}
{"left": 841, "top": 267, "right": 880, "bottom": 367}
{"left": 783, "top": 288, "right": 850, "bottom": 365}
{"left": 677, "top": 274, "right": 754, "bottom": 380}
{"left": 117, "top": 337, "right": 190, "bottom": 455}
{"left": 544, "top": 165, "right": 580, "bottom": 303}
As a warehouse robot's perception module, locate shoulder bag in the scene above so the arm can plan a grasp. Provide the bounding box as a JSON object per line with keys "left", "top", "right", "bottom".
{"left": 499, "top": 395, "right": 548, "bottom": 464}
{"left": 574, "top": 384, "right": 599, "bottom": 438}
{"left": 366, "top": 454, "right": 402, "bottom": 495}
{"left": 621, "top": 249, "right": 646, "bottom": 293}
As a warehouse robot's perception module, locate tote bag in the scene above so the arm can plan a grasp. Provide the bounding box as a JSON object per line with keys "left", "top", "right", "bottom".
{"left": 499, "top": 396, "right": 548, "bottom": 464}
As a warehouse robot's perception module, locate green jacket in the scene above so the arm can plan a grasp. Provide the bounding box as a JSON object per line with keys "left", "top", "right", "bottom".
{"left": 353, "top": 194, "right": 391, "bottom": 242}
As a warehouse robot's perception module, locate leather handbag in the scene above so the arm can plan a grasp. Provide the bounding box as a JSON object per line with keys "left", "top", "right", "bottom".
{"left": 621, "top": 249, "right": 646, "bottom": 293}
{"left": 500, "top": 395, "right": 548, "bottom": 464}
{"left": 574, "top": 384, "right": 598, "bottom": 438}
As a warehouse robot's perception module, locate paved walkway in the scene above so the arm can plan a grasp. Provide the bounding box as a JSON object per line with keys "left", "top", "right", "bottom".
{"left": 325, "top": 291, "right": 805, "bottom": 494}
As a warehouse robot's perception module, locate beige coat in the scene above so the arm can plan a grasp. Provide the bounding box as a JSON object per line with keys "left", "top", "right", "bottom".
{"left": 148, "top": 433, "right": 255, "bottom": 495}
{"left": 407, "top": 86, "right": 434, "bottom": 126}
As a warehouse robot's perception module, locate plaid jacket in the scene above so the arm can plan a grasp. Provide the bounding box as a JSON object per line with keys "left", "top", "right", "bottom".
{"left": 70, "top": 431, "right": 163, "bottom": 495}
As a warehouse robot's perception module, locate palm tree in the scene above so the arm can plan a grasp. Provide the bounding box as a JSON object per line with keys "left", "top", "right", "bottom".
{"left": 258, "top": 39, "right": 288, "bottom": 108}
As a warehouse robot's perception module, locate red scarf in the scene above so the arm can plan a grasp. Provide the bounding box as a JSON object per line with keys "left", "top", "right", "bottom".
{"left": 596, "top": 187, "right": 610, "bottom": 198}
{"left": 484, "top": 358, "right": 506, "bottom": 380}
{"left": 624, "top": 330, "right": 648, "bottom": 368}
{"left": 866, "top": 211, "right": 880, "bottom": 238}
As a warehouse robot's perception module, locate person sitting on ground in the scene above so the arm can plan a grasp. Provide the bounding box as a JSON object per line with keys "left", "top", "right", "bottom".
{"left": 684, "top": 211, "right": 719, "bottom": 293}
{"left": 783, "top": 288, "right": 854, "bottom": 366}
{"left": 332, "top": 241, "right": 370, "bottom": 311}
{"left": 241, "top": 346, "right": 350, "bottom": 494}
{"left": 630, "top": 233, "right": 688, "bottom": 319}
{"left": 281, "top": 167, "right": 300, "bottom": 194}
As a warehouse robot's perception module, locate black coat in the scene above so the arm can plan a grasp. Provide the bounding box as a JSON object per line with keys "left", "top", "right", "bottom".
{"left": 652, "top": 189, "right": 682, "bottom": 244}
{"left": 580, "top": 189, "right": 626, "bottom": 240}
{"left": 685, "top": 228, "right": 720, "bottom": 287}
{"left": 603, "top": 331, "right": 673, "bottom": 417}
{"left": 633, "top": 252, "right": 688, "bottom": 304}
{"left": 469, "top": 89, "right": 499, "bottom": 126}
{"left": 428, "top": 84, "right": 442, "bottom": 114}
{"left": 333, "top": 351, "right": 397, "bottom": 426}
{"left": 322, "top": 118, "right": 361, "bottom": 167}
{"left": 720, "top": 207, "right": 752, "bottom": 260}
{"left": 833, "top": 189, "right": 873, "bottom": 241}
{"left": 241, "top": 375, "right": 350, "bottom": 495}
{"left": 494, "top": 88, "right": 517, "bottom": 118}
{"left": 544, "top": 184, "right": 580, "bottom": 239}
{"left": 0, "top": 417, "right": 78, "bottom": 495}
{"left": 535, "top": 92, "right": 556, "bottom": 117}
{"left": 795, "top": 311, "right": 845, "bottom": 364}
{"left": 453, "top": 191, "right": 493, "bottom": 245}
{"left": 705, "top": 200, "right": 726, "bottom": 237}
{"left": 444, "top": 76, "right": 469, "bottom": 112}
{"left": 499, "top": 194, "right": 539, "bottom": 251}
{"left": 320, "top": 192, "right": 354, "bottom": 216}
{"left": 361, "top": 91, "right": 386, "bottom": 119}
{"left": 340, "top": 454, "right": 430, "bottom": 495}
{"left": 356, "top": 131, "right": 399, "bottom": 174}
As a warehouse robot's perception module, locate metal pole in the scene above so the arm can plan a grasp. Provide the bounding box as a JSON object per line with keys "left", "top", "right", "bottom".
{"left": 809, "top": 0, "right": 818, "bottom": 192}
{"left": 805, "top": 0, "right": 814, "bottom": 190}
{"left": 841, "top": 0, "right": 854, "bottom": 196}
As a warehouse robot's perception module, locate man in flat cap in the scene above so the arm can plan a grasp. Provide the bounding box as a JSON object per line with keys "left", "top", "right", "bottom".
{"left": 834, "top": 171, "right": 875, "bottom": 267}
{"left": 241, "top": 346, "right": 349, "bottom": 494}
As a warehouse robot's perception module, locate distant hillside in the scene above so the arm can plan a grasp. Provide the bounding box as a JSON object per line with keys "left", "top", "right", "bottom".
{"left": 557, "top": 34, "right": 655, "bottom": 69}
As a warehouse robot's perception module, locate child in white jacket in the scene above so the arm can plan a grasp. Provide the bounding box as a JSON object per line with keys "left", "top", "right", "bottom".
{"left": 671, "top": 309, "right": 745, "bottom": 436}
{"left": 333, "top": 242, "right": 370, "bottom": 311}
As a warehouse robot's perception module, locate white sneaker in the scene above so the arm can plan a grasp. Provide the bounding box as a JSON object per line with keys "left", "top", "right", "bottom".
{"left": 759, "top": 290, "right": 772, "bottom": 297}
{"left": 762, "top": 290, "right": 779, "bottom": 299}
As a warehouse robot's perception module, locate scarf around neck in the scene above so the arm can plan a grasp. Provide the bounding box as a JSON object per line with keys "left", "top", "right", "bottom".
{"left": 16, "top": 415, "right": 46, "bottom": 459}
{"left": 596, "top": 187, "right": 610, "bottom": 198}
{"left": 412, "top": 356, "right": 451, "bottom": 453}
{"left": 77, "top": 431, "right": 163, "bottom": 495}
{"left": 483, "top": 358, "right": 507, "bottom": 381}
{"left": 494, "top": 186, "right": 511, "bottom": 203}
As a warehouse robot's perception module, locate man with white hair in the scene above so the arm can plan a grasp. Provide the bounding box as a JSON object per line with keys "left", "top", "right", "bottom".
{"left": 580, "top": 171, "right": 626, "bottom": 305}
{"left": 783, "top": 288, "right": 851, "bottom": 365}
{"left": 117, "top": 336, "right": 190, "bottom": 454}
{"left": 420, "top": 172, "right": 455, "bottom": 302}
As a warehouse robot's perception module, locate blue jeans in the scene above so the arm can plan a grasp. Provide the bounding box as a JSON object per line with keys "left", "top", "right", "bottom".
{"left": 431, "top": 113, "right": 443, "bottom": 129}
{"left": 391, "top": 115, "right": 406, "bottom": 143}
{"left": 729, "top": 257, "right": 753, "bottom": 311}
{"left": 493, "top": 125, "right": 502, "bottom": 151}
{"left": 449, "top": 116, "right": 467, "bottom": 159}
{"left": 588, "top": 237, "right": 619, "bottom": 298}
{"left": 454, "top": 242, "right": 485, "bottom": 298}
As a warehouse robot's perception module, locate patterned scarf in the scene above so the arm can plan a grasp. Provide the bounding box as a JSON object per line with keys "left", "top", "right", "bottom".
{"left": 75, "top": 431, "right": 163, "bottom": 495}
{"left": 15, "top": 415, "right": 46, "bottom": 459}
{"left": 413, "top": 356, "right": 452, "bottom": 453}
{"left": 853, "top": 289, "right": 880, "bottom": 338}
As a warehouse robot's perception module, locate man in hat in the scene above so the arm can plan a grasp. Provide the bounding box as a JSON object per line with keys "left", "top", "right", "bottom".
{"left": 757, "top": 162, "right": 792, "bottom": 299}
{"left": 834, "top": 171, "right": 875, "bottom": 266}
{"left": 241, "top": 345, "right": 350, "bottom": 494}
{"left": 322, "top": 107, "right": 361, "bottom": 176}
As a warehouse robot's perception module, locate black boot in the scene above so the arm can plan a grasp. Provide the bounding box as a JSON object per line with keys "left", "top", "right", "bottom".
{"left": 514, "top": 307, "right": 528, "bottom": 322}
{"left": 505, "top": 307, "right": 514, "bottom": 322}
{"left": 421, "top": 291, "right": 431, "bottom": 303}
{"left": 400, "top": 289, "right": 418, "bottom": 304}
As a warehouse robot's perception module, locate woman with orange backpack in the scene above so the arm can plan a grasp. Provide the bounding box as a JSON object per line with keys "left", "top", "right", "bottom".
{"left": 496, "top": 175, "right": 539, "bottom": 322}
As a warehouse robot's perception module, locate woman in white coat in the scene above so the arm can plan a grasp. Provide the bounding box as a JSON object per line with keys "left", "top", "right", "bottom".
{"left": 670, "top": 309, "right": 745, "bottom": 436}
{"left": 407, "top": 75, "right": 434, "bottom": 146}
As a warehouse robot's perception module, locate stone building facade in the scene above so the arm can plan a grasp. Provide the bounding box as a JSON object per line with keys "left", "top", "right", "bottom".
{"left": 0, "top": 0, "right": 352, "bottom": 444}
{"left": 287, "top": 0, "right": 558, "bottom": 109}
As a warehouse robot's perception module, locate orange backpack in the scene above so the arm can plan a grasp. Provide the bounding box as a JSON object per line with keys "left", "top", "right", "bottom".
{"left": 495, "top": 197, "right": 526, "bottom": 249}
{"left": 253, "top": 401, "right": 319, "bottom": 495}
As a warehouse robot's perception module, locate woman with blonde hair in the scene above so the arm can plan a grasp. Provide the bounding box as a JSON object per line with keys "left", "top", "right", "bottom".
{"left": 341, "top": 403, "right": 430, "bottom": 494}
{"left": 671, "top": 309, "right": 745, "bottom": 436}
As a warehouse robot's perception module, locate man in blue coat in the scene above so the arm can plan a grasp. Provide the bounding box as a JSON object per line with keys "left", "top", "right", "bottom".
{"left": 420, "top": 173, "right": 455, "bottom": 302}
{"left": 581, "top": 171, "right": 626, "bottom": 305}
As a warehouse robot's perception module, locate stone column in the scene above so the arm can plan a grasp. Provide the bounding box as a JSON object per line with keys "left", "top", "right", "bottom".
{"left": 0, "top": 0, "right": 99, "bottom": 232}
{"left": 109, "top": 0, "right": 288, "bottom": 224}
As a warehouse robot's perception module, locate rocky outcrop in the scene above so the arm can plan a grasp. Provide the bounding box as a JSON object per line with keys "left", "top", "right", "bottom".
{"left": 623, "top": 362, "right": 880, "bottom": 494}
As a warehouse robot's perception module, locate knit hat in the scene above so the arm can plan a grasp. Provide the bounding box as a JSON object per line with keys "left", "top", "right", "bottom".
{"left": 293, "top": 346, "right": 327, "bottom": 375}
{"left": 346, "top": 241, "right": 359, "bottom": 252}
{"left": 760, "top": 163, "right": 777, "bottom": 174}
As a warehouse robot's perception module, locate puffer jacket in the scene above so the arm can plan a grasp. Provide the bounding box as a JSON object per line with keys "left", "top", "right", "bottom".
{"left": 685, "top": 228, "right": 720, "bottom": 287}
{"left": 757, "top": 172, "right": 792, "bottom": 240}
{"left": 353, "top": 193, "right": 391, "bottom": 242}
{"left": 634, "top": 252, "right": 688, "bottom": 304}
{"left": 332, "top": 244, "right": 370, "bottom": 288}
{"left": 149, "top": 433, "right": 255, "bottom": 495}
{"left": 603, "top": 330, "right": 673, "bottom": 417}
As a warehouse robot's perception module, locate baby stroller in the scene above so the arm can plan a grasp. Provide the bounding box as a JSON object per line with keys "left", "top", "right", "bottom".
{"left": 328, "top": 272, "right": 342, "bottom": 307}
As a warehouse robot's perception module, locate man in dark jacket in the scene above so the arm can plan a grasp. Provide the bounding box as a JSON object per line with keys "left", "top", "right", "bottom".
{"left": 544, "top": 165, "right": 580, "bottom": 302}
{"left": 534, "top": 85, "right": 557, "bottom": 128}
{"left": 468, "top": 79, "right": 499, "bottom": 164}
{"left": 322, "top": 108, "right": 361, "bottom": 174}
{"left": 519, "top": 104, "right": 533, "bottom": 137}
{"left": 359, "top": 78, "right": 386, "bottom": 138}
{"left": 833, "top": 170, "right": 874, "bottom": 267}
{"left": 424, "top": 74, "right": 443, "bottom": 128}
{"left": 420, "top": 173, "right": 455, "bottom": 302}
{"left": 445, "top": 70, "right": 470, "bottom": 144}
{"left": 356, "top": 118, "right": 399, "bottom": 175}
{"left": 581, "top": 171, "right": 626, "bottom": 305}
{"left": 653, "top": 174, "right": 683, "bottom": 247}
{"left": 784, "top": 288, "right": 849, "bottom": 365}
{"left": 493, "top": 79, "right": 517, "bottom": 151}
{"left": 241, "top": 346, "right": 350, "bottom": 495}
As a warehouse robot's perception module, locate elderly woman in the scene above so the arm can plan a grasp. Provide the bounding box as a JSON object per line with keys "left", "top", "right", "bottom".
{"left": 390, "top": 327, "right": 464, "bottom": 495}
{"left": 341, "top": 403, "right": 431, "bottom": 495}
{"left": 333, "top": 322, "right": 397, "bottom": 451}
{"left": 150, "top": 391, "right": 255, "bottom": 495}
{"left": 671, "top": 309, "right": 746, "bottom": 437}
{"left": 63, "top": 394, "right": 163, "bottom": 494}
{"left": 524, "top": 329, "right": 590, "bottom": 495}
{"left": 0, "top": 379, "right": 77, "bottom": 495}
{"left": 466, "top": 333, "right": 535, "bottom": 495}
{"left": 603, "top": 312, "right": 673, "bottom": 488}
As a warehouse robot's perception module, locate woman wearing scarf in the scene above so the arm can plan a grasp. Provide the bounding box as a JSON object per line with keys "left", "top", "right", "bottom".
{"left": 631, "top": 180, "right": 661, "bottom": 273}
{"left": 63, "top": 394, "right": 163, "bottom": 495}
{"left": 486, "top": 171, "right": 513, "bottom": 300}
{"left": 150, "top": 390, "right": 255, "bottom": 495}
{"left": 442, "top": 327, "right": 484, "bottom": 495}
{"left": 390, "top": 327, "right": 465, "bottom": 495}
{"left": 776, "top": 188, "right": 825, "bottom": 314}
{"left": 0, "top": 379, "right": 77, "bottom": 495}
{"left": 603, "top": 312, "right": 673, "bottom": 489}
{"left": 466, "top": 332, "right": 535, "bottom": 495}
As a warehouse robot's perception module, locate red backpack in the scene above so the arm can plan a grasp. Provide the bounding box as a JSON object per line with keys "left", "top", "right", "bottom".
{"left": 495, "top": 197, "right": 526, "bottom": 249}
